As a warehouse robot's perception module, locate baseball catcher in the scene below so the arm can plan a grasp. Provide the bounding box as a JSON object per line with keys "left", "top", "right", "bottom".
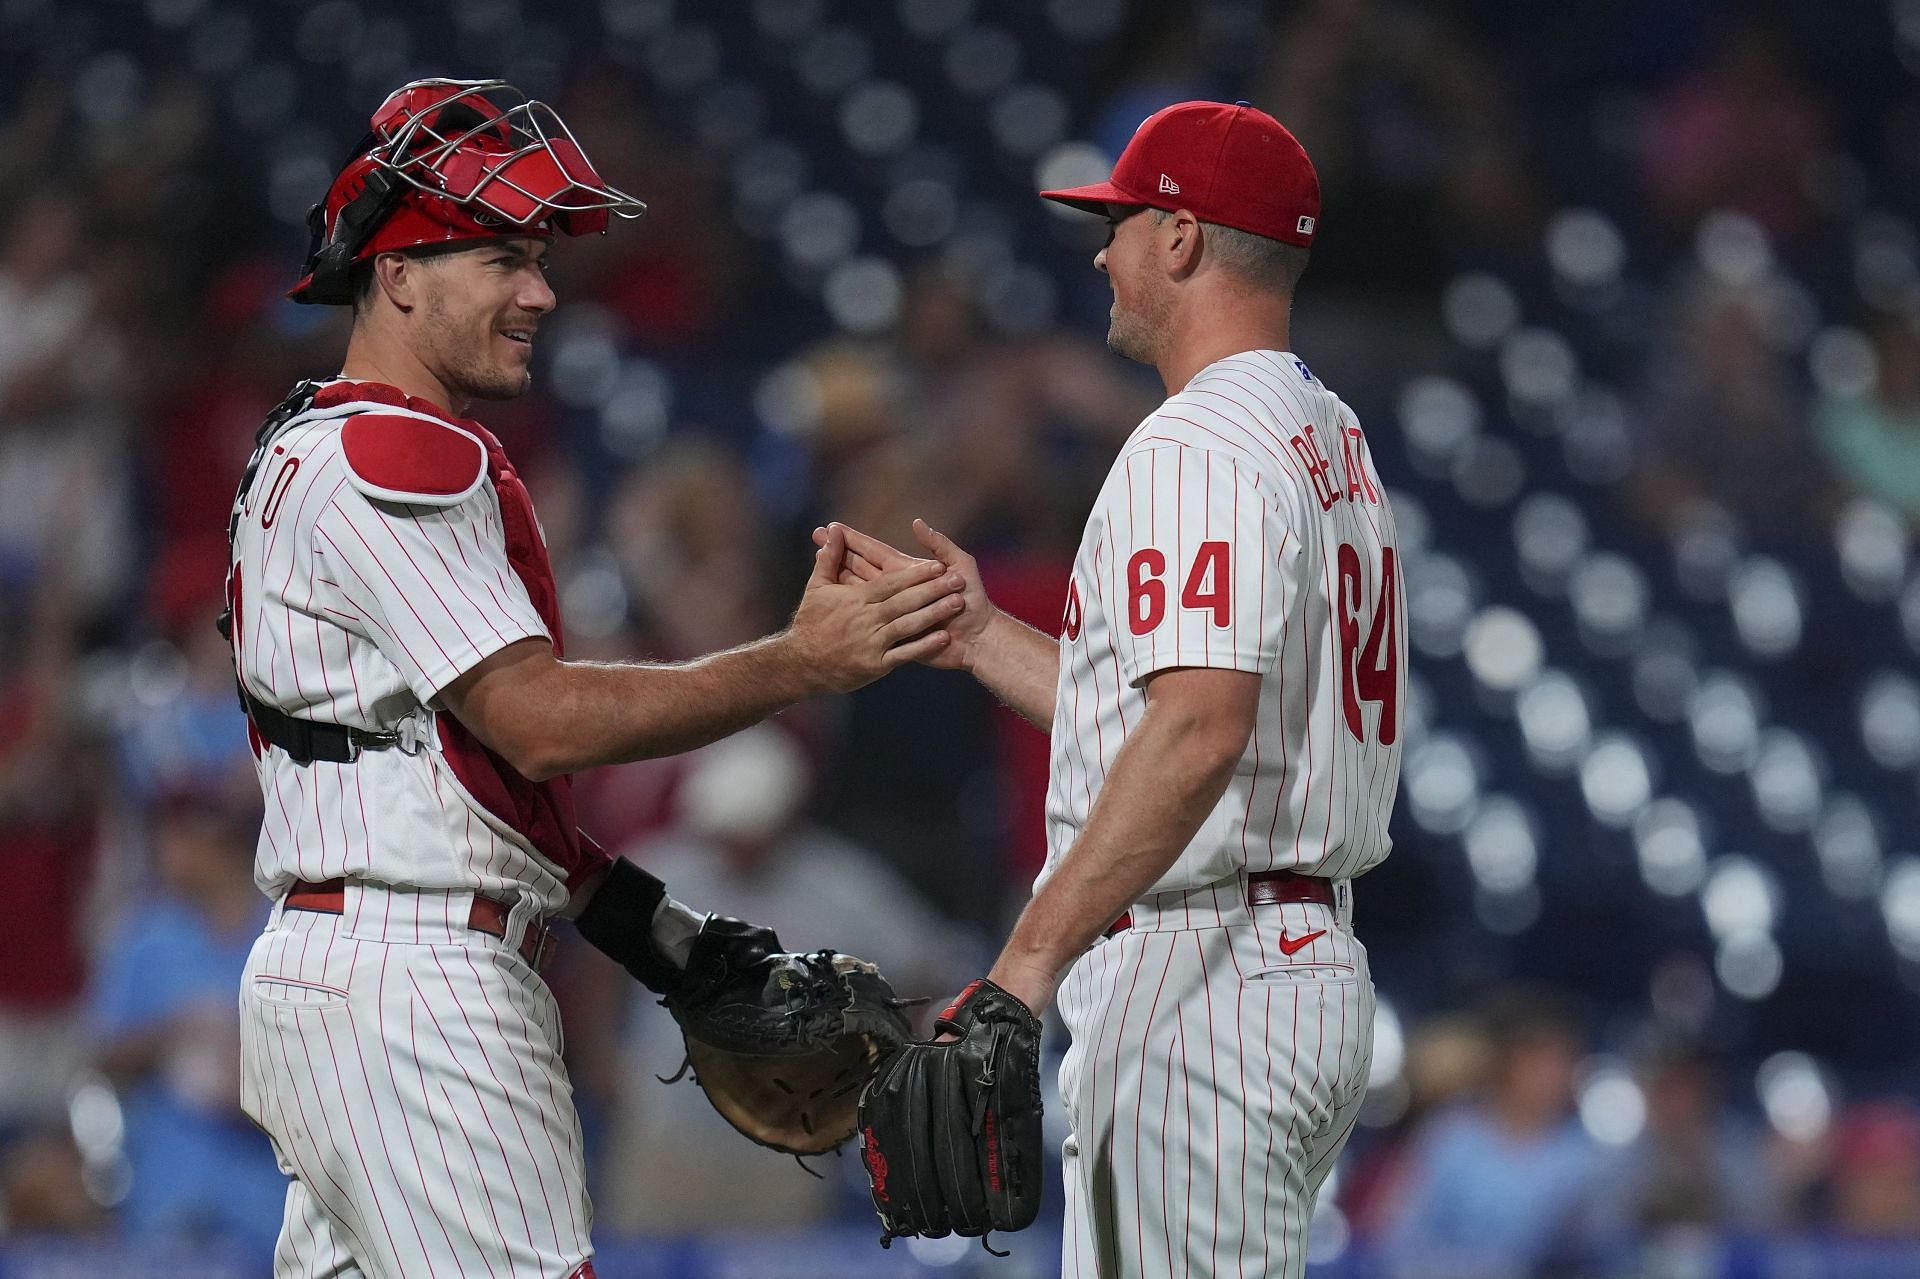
{"left": 856, "top": 979, "right": 1046, "bottom": 1251}
{"left": 230, "top": 76, "right": 961, "bottom": 1275}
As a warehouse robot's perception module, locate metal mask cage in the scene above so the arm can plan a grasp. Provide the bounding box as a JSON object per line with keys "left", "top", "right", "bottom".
{"left": 369, "top": 78, "right": 647, "bottom": 226}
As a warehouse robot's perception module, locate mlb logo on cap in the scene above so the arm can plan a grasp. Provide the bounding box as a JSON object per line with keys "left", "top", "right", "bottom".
{"left": 1040, "top": 100, "right": 1320, "bottom": 248}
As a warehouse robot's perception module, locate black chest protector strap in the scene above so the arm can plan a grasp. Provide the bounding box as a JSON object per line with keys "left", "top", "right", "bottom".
{"left": 220, "top": 381, "right": 406, "bottom": 765}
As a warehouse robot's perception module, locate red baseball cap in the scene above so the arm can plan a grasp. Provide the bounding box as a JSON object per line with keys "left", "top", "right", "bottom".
{"left": 1040, "top": 100, "right": 1320, "bottom": 247}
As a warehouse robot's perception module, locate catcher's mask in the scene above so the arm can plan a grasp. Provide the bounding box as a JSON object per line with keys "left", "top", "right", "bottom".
{"left": 290, "top": 77, "right": 645, "bottom": 305}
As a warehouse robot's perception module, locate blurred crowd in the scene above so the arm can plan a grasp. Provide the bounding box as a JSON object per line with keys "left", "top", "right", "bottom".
{"left": 1338, "top": 988, "right": 1920, "bottom": 1277}
{"left": 2, "top": 0, "right": 1918, "bottom": 1273}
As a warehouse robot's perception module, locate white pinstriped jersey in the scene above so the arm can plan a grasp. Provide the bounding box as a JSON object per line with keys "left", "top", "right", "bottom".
{"left": 227, "top": 383, "right": 576, "bottom": 913}
{"left": 1043, "top": 350, "right": 1404, "bottom": 893}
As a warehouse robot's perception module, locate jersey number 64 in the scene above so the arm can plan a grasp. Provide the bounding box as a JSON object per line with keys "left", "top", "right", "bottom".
{"left": 1337, "top": 544, "right": 1399, "bottom": 746}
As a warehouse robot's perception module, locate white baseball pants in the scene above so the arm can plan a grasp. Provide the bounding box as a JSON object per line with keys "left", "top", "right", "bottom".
{"left": 238, "top": 887, "right": 594, "bottom": 1279}
{"left": 1055, "top": 881, "right": 1374, "bottom": 1279}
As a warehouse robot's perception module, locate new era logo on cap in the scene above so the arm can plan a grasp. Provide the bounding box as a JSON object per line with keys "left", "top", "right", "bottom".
{"left": 1297, "top": 215, "right": 1315, "bottom": 235}
{"left": 1159, "top": 173, "right": 1180, "bottom": 195}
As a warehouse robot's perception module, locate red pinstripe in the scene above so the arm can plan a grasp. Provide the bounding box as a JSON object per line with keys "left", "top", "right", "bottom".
{"left": 438, "top": 505, "right": 519, "bottom": 621}
{"left": 1291, "top": 967, "right": 1331, "bottom": 1265}
{"left": 1162, "top": 979, "right": 1182, "bottom": 1276}
{"left": 315, "top": 521, "right": 441, "bottom": 680}
{"left": 312, "top": 950, "right": 413, "bottom": 1266}
{"left": 1096, "top": 527, "right": 1130, "bottom": 736}
{"left": 1131, "top": 939, "right": 1177, "bottom": 1268}
{"left": 375, "top": 500, "right": 496, "bottom": 649}
{"left": 1081, "top": 934, "right": 1132, "bottom": 1257}
{"left": 408, "top": 967, "right": 540, "bottom": 1258}
{"left": 428, "top": 952, "right": 564, "bottom": 1252}
{"left": 267, "top": 1003, "right": 374, "bottom": 1261}
{"left": 480, "top": 505, "right": 520, "bottom": 601}
{"left": 1305, "top": 1102, "right": 1366, "bottom": 1188}
{"left": 1313, "top": 526, "right": 1337, "bottom": 862}
{"left": 1265, "top": 587, "right": 1294, "bottom": 862}
{"left": 1182, "top": 385, "right": 1296, "bottom": 464}
{"left": 252, "top": 426, "right": 332, "bottom": 690}
{"left": 267, "top": 769, "right": 300, "bottom": 878}
{"left": 1125, "top": 456, "right": 1141, "bottom": 676}
{"left": 408, "top": 502, "right": 511, "bottom": 647}
{"left": 1198, "top": 931, "right": 1221, "bottom": 1269}
{"left": 1227, "top": 935, "right": 1252, "bottom": 1278}
{"left": 1241, "top": 520, "right": 1269, "bottom": 866}
{"left": 280, "top": 1180, "right": 321, "bottom": 1276}
{"left": 338, "top": 947, "right": 435, "bottom": 1269}
{"left": 461, "top": 949, "right": 581, "bottom": 1243}
{"left": 424, "top": 1069, "right": 513, "bottom": 1273}
{"left": 1260, "top": 984, "right": 1290, "bottom": 1276}
{"left": 1175, "top": 445, "right": 1185, "bottom": 674}
{"left": 246, "top": 980, "right": 349, "bottom": 1277}
{"left": 272, "top": 452, "right": 335, "bottom": 706}
{"left": 407, "top": 982, "right": 502, "bottom": 1279}
{"left": 351, "top": 765, "right": 372, "bottom": 885}
{"left": 329, "top": 507, "right": 463, "bottom": 672}
{"left": 1065, "top": 618, "right": 1094, "bottom": 815}
{"left": 508, "top": 973, "right": 586, "bottom": 1171}
{"left": 376, "top": 947, "right": 462, "bottom": 1270}
{"left": 288, "top": 766, "right": 326, "bottom": 881}
{"left": 1087, "top": 932, "right": 1148, "bottom": 1273}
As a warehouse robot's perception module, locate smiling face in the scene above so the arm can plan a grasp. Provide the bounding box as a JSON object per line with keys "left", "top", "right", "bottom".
{"left": 408, "top": 236, "right": 555, "bottom": 401}
{"left": 1094, "top": 204, "right": 1171, "bottom": 366}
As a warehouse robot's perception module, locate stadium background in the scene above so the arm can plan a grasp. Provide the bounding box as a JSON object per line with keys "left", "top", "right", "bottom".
{"left": 2, "top": 0, "right": 1920, "bottom": 1274}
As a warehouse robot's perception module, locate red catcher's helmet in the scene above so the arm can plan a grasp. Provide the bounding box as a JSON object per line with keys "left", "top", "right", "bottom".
{"left": 290, "top": 78, "right": 645, "bottom": 305}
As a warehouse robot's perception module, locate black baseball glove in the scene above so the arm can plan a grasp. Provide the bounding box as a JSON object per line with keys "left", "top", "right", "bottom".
{"left": 665, "top": 921, "right": 914, "bottom": 1156}
{"left": 856, "top": 978, "right": 1045, "bottom": 1252}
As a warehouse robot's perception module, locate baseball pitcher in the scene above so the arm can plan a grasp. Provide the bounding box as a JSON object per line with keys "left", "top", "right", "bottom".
{"left": 842, "top": 101, "right": 1404, "bottom": 1277}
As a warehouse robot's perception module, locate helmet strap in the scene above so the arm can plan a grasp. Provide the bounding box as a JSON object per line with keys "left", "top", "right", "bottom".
{"left": 298, "top": 165, "right": 407, "bottom": 305}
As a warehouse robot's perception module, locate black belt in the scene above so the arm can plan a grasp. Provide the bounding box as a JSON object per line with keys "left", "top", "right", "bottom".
{"left": 243, "top": 688, "right": 404, "bottom": 764}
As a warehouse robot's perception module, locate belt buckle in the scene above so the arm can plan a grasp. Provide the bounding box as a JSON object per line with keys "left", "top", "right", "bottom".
{"left": 526, "top": 923, "right": 555, "bottom": 972}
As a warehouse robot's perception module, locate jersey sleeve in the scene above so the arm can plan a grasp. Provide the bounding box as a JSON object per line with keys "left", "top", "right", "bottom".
{"left": 312, "top": 480, "right": 550, "bottom": 703}
{"left": 1098, "top": 443, "right": 1296, "bottom": 687}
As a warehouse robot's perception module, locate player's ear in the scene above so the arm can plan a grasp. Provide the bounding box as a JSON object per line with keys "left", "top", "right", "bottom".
{"left": 1164, "top": 209, "right": 1202, "bottom": 279}
{"left": 371, "top": 251, "right": 418, "bottom": 313}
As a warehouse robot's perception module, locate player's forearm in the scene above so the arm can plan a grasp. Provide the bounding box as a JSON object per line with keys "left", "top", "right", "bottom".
{"left": 521, "top": 635, "right": 822, "bottom": 779}
{"left": 986, "top": 701, "right": 1242, "bottom": 1012}
{"left": 968, "top": 609, "right": 1059, "bottom": 730}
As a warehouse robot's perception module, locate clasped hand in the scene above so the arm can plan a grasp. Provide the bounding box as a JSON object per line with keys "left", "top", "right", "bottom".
{"left": 781, "top": 524, "right": 966, "bottom": 693}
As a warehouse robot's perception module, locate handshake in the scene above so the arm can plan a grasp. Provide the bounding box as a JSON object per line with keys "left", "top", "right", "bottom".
{"left": 782, "top": 517, "right": 1002, "bottom": 693}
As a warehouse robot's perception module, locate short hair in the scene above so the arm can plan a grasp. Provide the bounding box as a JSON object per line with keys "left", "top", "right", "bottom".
{"left": 349, "top": 260, "right": 377, "bottom": 315}
{"left": 349, "top": 248, "right": 449, "bottom": 315}
{"left": 1151, "top": 208, "right": 1311, "bottom": 294}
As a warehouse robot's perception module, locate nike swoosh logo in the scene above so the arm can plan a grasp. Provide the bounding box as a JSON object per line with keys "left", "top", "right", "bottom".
{"left": 1276, "top": 929, "right": 1326, "bottom": 956}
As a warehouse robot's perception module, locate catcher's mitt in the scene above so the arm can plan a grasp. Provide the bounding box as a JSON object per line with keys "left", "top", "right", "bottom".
{"left": 857, "top": 978, "right": 1045, "bottom": 1252}
{"left": 663, "top": 922, "right": 914, "bottom": 1157}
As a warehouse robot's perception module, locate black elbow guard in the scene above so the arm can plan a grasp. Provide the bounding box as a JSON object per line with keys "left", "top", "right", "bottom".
{"left": 573, "top": 858, "right": 683, "bottom": 995}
